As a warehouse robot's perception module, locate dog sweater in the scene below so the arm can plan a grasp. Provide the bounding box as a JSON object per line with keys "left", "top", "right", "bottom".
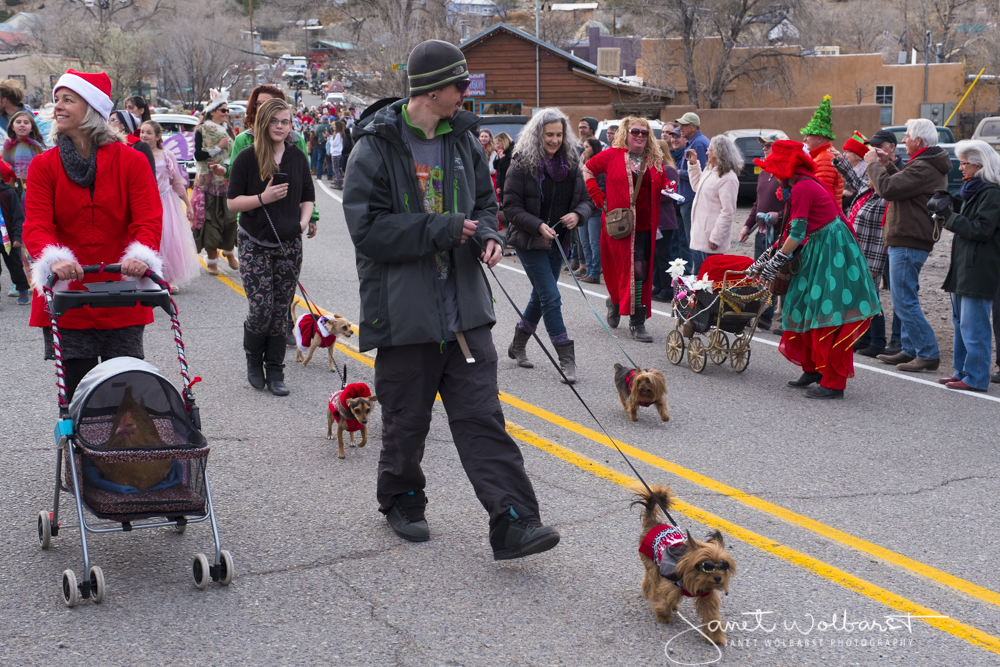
{"left": 639, "top": 524, "right": 710, "bottom": 597}
{"left": 624, "top": 369, "right": 654, "bottom": 407}
{"left": 329, "top": 382, "right": 372, "bottom": 432}
{"left": 295, "top": 313, "right": 336, "bottom": 353}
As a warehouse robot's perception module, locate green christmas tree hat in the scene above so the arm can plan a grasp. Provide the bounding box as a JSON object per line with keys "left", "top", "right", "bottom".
{"left": 800, "top": 95, "right": 835, "bottom": 140}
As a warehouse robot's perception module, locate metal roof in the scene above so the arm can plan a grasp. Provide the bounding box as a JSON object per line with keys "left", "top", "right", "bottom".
{"left": 460, "top": 22, "right": 596, "bottom": 72}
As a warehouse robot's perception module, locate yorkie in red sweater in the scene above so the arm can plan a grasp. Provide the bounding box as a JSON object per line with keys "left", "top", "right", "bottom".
{"left": 614, "top": 363, "right": 670, "bottom": 422}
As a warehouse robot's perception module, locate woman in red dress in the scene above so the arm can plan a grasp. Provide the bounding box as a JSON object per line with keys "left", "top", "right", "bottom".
{"left": 582, "top": 116, "right": 666, "bottom": 342}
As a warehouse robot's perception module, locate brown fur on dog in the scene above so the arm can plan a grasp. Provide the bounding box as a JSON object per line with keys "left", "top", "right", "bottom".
{"left": 614, "top": 363, "right": 670, "bottom": 422}
{"left": 631, "top": 484, "right": 736, "bottom": 646}
{"left": 292, "top": 303, "right": 354, "bottom": 372}
{"left": 326, "top": 391, "right": 377, "bottom": 459}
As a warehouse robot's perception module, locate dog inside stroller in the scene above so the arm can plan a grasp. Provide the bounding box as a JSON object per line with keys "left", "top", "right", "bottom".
{"left": 37, "top": 265, "right": 232, "bottom": 607}
{"left": 665, "top": 255, "right": 770, "bottom": 373}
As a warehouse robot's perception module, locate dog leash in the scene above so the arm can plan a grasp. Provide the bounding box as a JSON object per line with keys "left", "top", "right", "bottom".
{"left": 476, "top": 241, "right": 677, "bottom": 526}
{"left": 258, "top": 197, "right": 348, "bottom": 390}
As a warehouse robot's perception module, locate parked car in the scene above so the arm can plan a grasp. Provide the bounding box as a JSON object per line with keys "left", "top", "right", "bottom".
{"left": 151, "top": 113, "right": 199, "bottom": 180}
{"left": 721, "top": 128, "right": 787, "bottom": 199}
{"left": 596, "top": 118, "right": 663, "bottom": 145}
{"left": 883, "top": 125, "right": 955, "bottom": 146}
{"left": 475, "top": 114, "right": 529, "bottom": 142}
{"left": 971, "top": 116, "right": 1000, "bottom": 152}
{"left": 325, "top": 92, "right": 346, "bottom": 105}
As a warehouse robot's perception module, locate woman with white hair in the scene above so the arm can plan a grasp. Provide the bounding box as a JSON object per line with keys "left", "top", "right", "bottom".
{"left": 935, "top": 139, "right": 1000, "bottom": 391}
{"left": 503, "top": 108, "right": 592, "bottom": 382}
{"left": 686, "top": 134, "right": 743, "bottom": 274}
{"left": 21, "top": 68, "right": 163, "bottom": 401}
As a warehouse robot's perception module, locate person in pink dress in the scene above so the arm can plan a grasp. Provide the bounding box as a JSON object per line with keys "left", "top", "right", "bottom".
{"left": 139, "top": 120, "right": 200, "bottom": 291}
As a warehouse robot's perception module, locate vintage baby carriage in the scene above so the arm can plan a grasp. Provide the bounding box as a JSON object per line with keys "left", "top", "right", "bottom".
{"left": 37, "top": 265, "right": 232, "bottom": 607}
{"left": 665, "top": 255, "right": 770, "bottom": 373}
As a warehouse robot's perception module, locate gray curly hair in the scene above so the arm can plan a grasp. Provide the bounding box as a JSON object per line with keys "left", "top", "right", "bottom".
{"left": 709, "top": 134, "right": 744, "bottom": 177}
{"left": 510, "top": 107, "right": 579, "bottom": 176}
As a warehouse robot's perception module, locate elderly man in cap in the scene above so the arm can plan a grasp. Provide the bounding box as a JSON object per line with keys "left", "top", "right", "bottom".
{"left": 343, "top": 39, "right": 560, "bottom": 561}
{"left": 675, "top": 112, "right": 709, "bottom": 266}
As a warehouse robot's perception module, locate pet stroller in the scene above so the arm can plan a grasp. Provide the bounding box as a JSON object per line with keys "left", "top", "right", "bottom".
{"left": 665, "top": 255, "right": 770, "bottom": 374}
{"left": 37, "top": 265, "right": 232, "bottom": 607}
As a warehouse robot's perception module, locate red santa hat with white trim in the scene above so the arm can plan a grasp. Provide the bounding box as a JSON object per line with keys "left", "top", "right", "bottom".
{"left": 52, "top": 68, "right": 114, "bottom": 121}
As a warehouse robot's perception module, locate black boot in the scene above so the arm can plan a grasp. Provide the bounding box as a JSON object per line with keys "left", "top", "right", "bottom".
{"left": 806, "top": 385, "right": 844, "bottom": 399}
{"left": 787, "top": 371, "right": 823, "bottom": 387}
{"left": 629, "top": 306, "right": 653, "bottom": 343}
{"left": 264, "top": 335, "right": 290, "bottom": 396}
{"left": 384, "top": 490, "right": 430, "bottom": 542}
{"left": 554, "top": 341, "right": 576, "bottom": 384}
{"left": 605, "top": 297, "right": 620, "bottom": 329}
{"left": 243, "top": 324, "right": 266, "bottom": 390}
{"left": 507, "top": 326, "right": 534, "bottom": 368}
{"left": 490, "top": 506, "right": 560, "bottom": 561}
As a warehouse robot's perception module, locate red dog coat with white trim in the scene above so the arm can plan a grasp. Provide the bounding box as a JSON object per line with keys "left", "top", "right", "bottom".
{"left": 295, "top": 313, "right": 336, "bottom": 353}
{"left": 329, "top": 382, "right": 372, "bottom": 432}
{"left": 624, "top": 368, "right": 654, "bottom": 407}
{"left": 639, "top": 523, "right": 709, "bottom": 597}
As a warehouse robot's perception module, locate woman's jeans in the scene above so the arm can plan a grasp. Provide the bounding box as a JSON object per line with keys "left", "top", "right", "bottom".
{"left": 951, "top": 293, "right": 993, "bottom": 390}
{"left": 515, "top": 244, "right": 567, "bottom": 342}
{"left": 887, "top": 246, "right": 939, "bottom": 360}
{"left": 582, "top": 214, "right": 601, "bottom": 278}
{"left": 310, "top": 146, "right": 325, "bottom": 172}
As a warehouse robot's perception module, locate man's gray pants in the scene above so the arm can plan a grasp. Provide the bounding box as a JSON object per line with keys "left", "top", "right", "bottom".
{"left": 374, "top": 325, "right": 541, "bottom": 529}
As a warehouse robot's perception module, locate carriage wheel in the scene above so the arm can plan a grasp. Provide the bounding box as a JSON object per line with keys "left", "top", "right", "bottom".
{"left": 708, "top": 330, "right": 730, "bottom": 365}
{"left": 730, "top": 345, "right": 751, "bottom": 373}
{"left": 665, "top": 330, "right": 685, "bottom": 365}
{"left": 688, "top": 338, "right": 707, "bottom": 373}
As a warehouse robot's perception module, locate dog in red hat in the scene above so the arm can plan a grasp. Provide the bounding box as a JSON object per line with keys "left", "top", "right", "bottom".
{"left": 327, "top": 382, "right": 378, "bottom": 459}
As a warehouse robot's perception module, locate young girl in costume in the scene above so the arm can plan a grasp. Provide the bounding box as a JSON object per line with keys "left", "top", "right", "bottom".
{"left": 3, "top": 110, "right": 46, "bottom": 199}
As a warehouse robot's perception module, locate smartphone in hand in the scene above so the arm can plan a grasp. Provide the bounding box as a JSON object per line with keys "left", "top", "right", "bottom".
{"left": 272, "top": 172, "right": 288, "bottom": 186}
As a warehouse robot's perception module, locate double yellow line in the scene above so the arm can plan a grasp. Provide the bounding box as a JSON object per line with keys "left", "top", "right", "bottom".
{"left": 201, "top": 265, "right": 1000, "bottom": 655}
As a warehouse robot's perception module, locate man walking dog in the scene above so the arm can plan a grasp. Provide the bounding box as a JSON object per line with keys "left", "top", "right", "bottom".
{"left": 343, "top": 39, "right": 560, "bottom": 560}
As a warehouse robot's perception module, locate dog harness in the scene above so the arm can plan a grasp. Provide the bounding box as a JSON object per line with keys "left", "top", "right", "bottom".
{"left": 295, "top": 313, "right": 336, "bottom": 353}
{"left": 329, "top": 382, "right": 372, "bottom": 432}
{"left": 624, "top": 369, "right": 654, "bottom": 407}
{"left": 639, "top": 524, "right": 710, "bottom": 598}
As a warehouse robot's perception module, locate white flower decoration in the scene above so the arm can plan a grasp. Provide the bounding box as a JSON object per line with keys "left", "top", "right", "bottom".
{"left": 692, "top": 272, "right": 714, "bottom": 292}
{"left": 667, "top": 258, "right": 688, "bottom": 279}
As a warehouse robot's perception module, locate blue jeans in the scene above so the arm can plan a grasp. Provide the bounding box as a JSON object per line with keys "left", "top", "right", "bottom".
{"left": 858, "top": 293, "right": 887, "bottom": 349}
{"left": 652, "top": 230, "right": 674, "bottom": 296}
{"left": 951, "top": 294, "right": 993, "bottom": 389}
{"left": 689, "top": 249, "right": 712, "bottom": 277}
{"left": 311, "top": 146, "right": 325, "bottom": 172}
{"left": 581, "top": 214, "right": 601, "bottom": 277}
{"left": 676, "top": 202, "right": 693, "bottom": 266}
{"left": 887, "top": 246, "right": 939, "bottom": 360}
{"left": 516, "top": 245, "right": 567, "bottom": 341}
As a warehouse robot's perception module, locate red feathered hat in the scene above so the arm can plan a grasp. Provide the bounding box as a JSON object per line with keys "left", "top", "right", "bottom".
{"left": 753, "top": 139, "right": 816, "bottom": 181}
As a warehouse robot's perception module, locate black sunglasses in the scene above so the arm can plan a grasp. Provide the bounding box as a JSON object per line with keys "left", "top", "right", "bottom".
{"left": 629, "top": 128, "right": 649, "bottom": 137}
{"left": 456, "top": 80, "right": 471, "bottom": 94}
{"left": 697, "top": 560, "right": 731, "bottom": 574}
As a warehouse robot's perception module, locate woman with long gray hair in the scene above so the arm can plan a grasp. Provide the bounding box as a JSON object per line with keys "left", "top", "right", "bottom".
{"left": 502, "top": 108, "right": 592, "bottom": 383}
{"left": 936, "top": 139, "right": 1000, "bottom": 391}
{"left": 686, "top": 133, "right": 743, "bottom": 274}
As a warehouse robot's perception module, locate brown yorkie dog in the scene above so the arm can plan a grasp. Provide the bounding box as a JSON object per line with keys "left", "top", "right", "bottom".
{"left": 614, "top": 363, "right": 669, "bottom": 422}
{"left": 631, "top": 485, "right": 736, "bottom": 646}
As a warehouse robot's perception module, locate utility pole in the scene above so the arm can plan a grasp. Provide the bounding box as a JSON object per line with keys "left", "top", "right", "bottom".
{"left": 535, "top": 0, "right": 540, "bottom": 109}
{"left": 923, "top": 29, "right": 930, "bottom": 103}
{"left": 249, "top": 0, "right": 257, "bottom": 89}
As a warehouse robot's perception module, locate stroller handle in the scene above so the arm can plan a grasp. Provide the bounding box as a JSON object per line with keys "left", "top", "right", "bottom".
{"left": 44, "top": 264, "right": 167, "bottom": 290}
{"left": 45, "top": 264, "right": 174, "bottom": 317}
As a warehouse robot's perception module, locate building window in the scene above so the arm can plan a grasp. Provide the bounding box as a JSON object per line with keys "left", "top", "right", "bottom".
{"left": 9, "top": 75, "right": 26, "bottom": 88}
{"left": 875, "top": 85, "right": 894, "bottom": 125}
{"left": 480, "top": 101, "right": 522, "bottom": 115}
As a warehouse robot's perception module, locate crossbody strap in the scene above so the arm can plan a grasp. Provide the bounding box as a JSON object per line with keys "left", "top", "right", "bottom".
{"left": 625, "top": 155, "right": 646, "bottom": 208}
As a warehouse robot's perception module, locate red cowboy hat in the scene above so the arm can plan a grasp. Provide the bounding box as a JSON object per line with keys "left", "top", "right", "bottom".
{"left": 753, "top": 139, "right": 817, "bottom": 181}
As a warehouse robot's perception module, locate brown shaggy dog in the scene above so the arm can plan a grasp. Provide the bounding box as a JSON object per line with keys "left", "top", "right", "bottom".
{"left": 614, "top": 363, "right": 669, "bottom": 422}
{"left": 632, "top": 484, "right": 736, "bottom": 646}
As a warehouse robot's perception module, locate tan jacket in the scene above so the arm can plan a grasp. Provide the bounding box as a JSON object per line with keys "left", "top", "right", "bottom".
{"left": 688, "top": 160, "right": 739, "bottom": 255}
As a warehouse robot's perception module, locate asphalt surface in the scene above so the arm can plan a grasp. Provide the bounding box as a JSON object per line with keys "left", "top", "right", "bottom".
{"left": 2, "top": 171, "right": 1000, "bottom": 666}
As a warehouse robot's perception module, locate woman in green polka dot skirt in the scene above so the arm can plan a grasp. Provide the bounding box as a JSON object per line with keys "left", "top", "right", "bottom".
{"left": 748, "top": 140, "right": 881, "bottom": 399}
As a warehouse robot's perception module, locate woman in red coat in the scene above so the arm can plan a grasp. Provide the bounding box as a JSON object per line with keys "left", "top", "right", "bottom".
{"left": 22, "top": 69, "right": 163, "bottom": 401}
{"left": 582, "top": 116, "right": 666, "bottom": 342}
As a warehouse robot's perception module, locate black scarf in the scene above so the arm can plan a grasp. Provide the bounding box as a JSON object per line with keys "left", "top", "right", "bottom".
{"left": 58, "top": 134, "right": 98, "bottom": 189}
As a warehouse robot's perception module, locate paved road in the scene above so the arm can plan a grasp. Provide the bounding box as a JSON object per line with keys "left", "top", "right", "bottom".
{"left": 1, "top": 175, "right": 999, "bottom": 667}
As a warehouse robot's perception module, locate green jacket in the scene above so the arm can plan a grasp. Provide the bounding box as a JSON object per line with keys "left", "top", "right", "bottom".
{"left": 342, "top": 100, "right": 501, "bottom": 352}
{"left": 228, "top": 130, "right": 318, "bottom": 222}
{"left": 943, "top": 181, "right": 1000, "bottom": 300}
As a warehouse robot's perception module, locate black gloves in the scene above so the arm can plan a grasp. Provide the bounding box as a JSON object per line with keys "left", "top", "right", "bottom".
{"left": 927, "top": 189, "right": 953, "bottom": 219}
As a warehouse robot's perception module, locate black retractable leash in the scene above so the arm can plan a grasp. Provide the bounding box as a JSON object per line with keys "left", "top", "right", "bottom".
{"left": 475, "top": 237, "right": 677, "bottom": 526}
{"left": 259, "top": 198, "right": 348, "bottom": 389}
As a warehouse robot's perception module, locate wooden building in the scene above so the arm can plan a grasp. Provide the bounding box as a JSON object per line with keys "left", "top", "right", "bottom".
{"left": 459, "top": 23, "right": 671, "bottom": 124}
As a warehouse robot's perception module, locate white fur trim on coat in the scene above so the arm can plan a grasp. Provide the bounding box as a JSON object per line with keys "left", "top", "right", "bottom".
{"left": 119, "top": 241, "right": 164, "bottom": 290}
{"left": 31, "top": 245, "right": 78, "bottom": 295}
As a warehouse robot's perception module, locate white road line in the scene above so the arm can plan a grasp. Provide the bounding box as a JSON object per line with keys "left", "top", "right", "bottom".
{"left": 317, "top": 178, "right": 343, "bottom": 203}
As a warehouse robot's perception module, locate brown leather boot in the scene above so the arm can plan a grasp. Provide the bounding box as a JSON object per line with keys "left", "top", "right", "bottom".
{"left": 876, "top": 352, "right": 913, "bottom": 365}
{"left": 895, "top": 357, "right": 940, "bottom": 372}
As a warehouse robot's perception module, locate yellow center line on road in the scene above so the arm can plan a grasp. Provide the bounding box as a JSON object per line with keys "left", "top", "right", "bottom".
{"left": 198, "top": 258, "right": 1000, "bottom": 622}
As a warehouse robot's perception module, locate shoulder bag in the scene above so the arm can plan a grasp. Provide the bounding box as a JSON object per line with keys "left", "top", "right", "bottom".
{"left": 606, "top": 156, "right": 645, "bottom": 240}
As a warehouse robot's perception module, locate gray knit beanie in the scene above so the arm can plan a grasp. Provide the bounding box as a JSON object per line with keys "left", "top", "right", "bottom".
{"left": 407, "top": 40, "right": 469, "bottom": 95}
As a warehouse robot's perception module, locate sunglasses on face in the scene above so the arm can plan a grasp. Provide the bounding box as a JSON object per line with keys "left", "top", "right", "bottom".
{"left": 697, "top": 560, "right": 731, "bottom": 574}
{"left": 629, "top": 128, "right": 649, "bottom": 137}
{"left": 217, "top": 108, "right": 229, "bottom": 114}
{"left": 456, "top": 80, "right": 471, "bottom": 94}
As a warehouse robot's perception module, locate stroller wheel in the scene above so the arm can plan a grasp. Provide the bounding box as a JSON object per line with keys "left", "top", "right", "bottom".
{"left": 89, "top": 566, "right": 106, "bottom": 604}
{"left": 193, "top": 553, "right": 211, "bottom": 590}
{"left": 708, "top": 330, "right": 730, "bottom": 365}
{"left": 61, "top": 569, "right": 79, "bottom": 607}
{"left": 219, "top": 550, "right": 235, "bottom": 586}
{"left": 38, "top": 511, "right": 52, "bottom": 549}
{"left": 665, "top": 330, "right": 685, "bottom": 365}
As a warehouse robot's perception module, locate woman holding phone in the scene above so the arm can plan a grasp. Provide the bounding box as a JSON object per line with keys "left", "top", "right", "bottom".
{"left": 228, "top": 97, "right": 315, "bottom": 396}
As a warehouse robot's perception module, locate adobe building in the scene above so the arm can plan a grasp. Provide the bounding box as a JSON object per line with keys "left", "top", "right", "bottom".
{"left": 459, "top": 23, "right": 671, "bottom": 127}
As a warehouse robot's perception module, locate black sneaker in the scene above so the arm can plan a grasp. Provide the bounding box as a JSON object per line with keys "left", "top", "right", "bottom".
{"left": 884, "top": 341, "right": 902, "bottom": 355}
{"left": 490, "top": 507, "right": 560, "bottom": 561}
{"left": 992, "top": 371, "right": 1000, "bottom": 384}
{"left": 385, "top": 491, "right": 429, "bottom": 543}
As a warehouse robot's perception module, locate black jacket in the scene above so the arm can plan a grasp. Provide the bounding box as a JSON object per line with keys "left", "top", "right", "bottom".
{"left": 942, "top": 181, "right": 1000, "bottom": 300}
{"left": 0, "top": 181, "right": 24, "bottom": 243}
{"left": 503, "top": 158, "right": 592, "bottom": 251}
{"left": 495, "top": 142, "right": 514, "bottom": 198}
{"left": 228, "top": 142, "right": 314, "bottom": 242}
